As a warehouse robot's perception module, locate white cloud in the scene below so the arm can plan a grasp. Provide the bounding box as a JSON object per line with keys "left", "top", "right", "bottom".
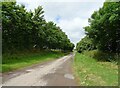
{"left": 58, "top": 18, "right": 88, "bottom": 30}
{"left": 16, "top": 0, "right": 104, "bottom": 46}
{"left": 57, "top": 17, "right": 87, "bottom": 45}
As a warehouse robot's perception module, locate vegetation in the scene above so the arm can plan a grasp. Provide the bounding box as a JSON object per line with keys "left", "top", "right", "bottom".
{"left": 83, "top": 50, "right": 118, "bottom": 63}
{"left": 74, "top": 2, "right": 119, "bottom": 86}
{"left": 2, "top": 2, "right": 74, "bottom": 73}
{"left": 76, "top": 36, "right": 96, "bottom": 53}
{"left": 2, "top": 50, "right": 67, "bottom": 73}
{"left": 85, "top": 2, "right": 120, "bottom": 53}
{"left": 73, "top": 52, "right": 118, "bottom": 86}
{"left": 2, "top": 2, "right": 74, "bottom": 53}
{"left": 76, "top": 2, "right": 120, "bottom": 54}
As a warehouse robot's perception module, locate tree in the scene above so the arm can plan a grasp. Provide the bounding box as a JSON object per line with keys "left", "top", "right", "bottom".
{"left": 84, "top": 2, "right": 120, "bottom": 53}
{"left": 76, "top": 36, "right": 96, "bottom": 53}
{"left": 2, "top": 2, "right": 74, "bottom": 53}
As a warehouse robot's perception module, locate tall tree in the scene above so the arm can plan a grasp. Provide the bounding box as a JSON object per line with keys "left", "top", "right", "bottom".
{"left": 2, "top": 2, "right": 74, "bottom": 53}
{"left": 84, "top": 2, "right": 120, "bottom": 53}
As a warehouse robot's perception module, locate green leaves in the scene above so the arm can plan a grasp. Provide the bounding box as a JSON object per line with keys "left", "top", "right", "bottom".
{"left": 84, "top": 2, "right": 120, "bottom": 53}
{"left": 2, "top": 2, "right": 74, "bottom": 53}
{"left": 76, "top": 36, "right": 96, "bottom": 53}
{"left": 77, "top": 2, "right": 120, "bottom": 53}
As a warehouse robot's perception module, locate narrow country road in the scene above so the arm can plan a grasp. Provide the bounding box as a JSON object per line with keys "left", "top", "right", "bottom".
{"left": 2, "top": 53, "right": 77, "bottom": 86}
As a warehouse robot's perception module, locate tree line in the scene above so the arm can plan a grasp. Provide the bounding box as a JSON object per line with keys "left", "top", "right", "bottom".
{"left": 76, "top": 2, "right": 120, "bottom": 53}
{"left": 2, "top": 2, "right": 74, "bottom": 53}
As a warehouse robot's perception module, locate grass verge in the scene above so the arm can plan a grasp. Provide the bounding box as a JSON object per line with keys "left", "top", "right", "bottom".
{"left": 73, "top": 52, "right": 118, "bottom": 86}
{"left": 1, "top": 50, "right": 67, "bottom": 73}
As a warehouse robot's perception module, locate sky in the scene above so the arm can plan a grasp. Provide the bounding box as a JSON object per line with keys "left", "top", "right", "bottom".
{"left": 17, "top": 0, "right": 105, "bottom": 46}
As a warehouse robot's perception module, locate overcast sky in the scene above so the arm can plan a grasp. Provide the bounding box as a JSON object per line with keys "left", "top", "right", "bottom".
{"left": 17, "top": 0, "right": 105, "bottom": 45}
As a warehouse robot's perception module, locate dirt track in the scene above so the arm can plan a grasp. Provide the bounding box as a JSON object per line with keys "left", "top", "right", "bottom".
{"left": 2, "top": 53, "right": 77, "bottom": 86}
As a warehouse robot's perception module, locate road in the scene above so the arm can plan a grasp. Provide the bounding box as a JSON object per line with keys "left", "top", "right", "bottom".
{"left": 2, "top": 53, "right": 77, "bottom": 86}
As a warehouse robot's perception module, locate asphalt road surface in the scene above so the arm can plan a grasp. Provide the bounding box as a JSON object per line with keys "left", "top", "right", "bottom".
{"left": 2, "top": 53, "right": 77, "bottom": 86}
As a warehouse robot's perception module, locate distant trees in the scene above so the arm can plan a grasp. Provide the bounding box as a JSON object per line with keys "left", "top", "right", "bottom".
{"left": 76, "top": 36, "right": 96, "bottom": 53}
{"left": 2, "top": 2, "right": 74, "bottom": 53}
{"left": 76, "top": 2, "right": 120, "bottom": 53}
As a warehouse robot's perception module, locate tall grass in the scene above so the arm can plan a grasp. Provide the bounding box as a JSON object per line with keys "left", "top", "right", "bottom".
{"left": 2, "top": 50, "right": 67, "bottom": 73}
{"left": 83, "top": 50, "right": 118, "bottom": 64}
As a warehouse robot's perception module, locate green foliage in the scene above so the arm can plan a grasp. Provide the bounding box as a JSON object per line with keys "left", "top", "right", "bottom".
{"left": 84, "top": 2, "right": 120, "bottom": 53}
{"left": 83, "top": 50, "right": 118, "bottom": 63}
{"left": 76, "top": 36, "right": 96, "bottom": 53}
{"left": 2, "top": 2, "right": 74, "bottom": 53}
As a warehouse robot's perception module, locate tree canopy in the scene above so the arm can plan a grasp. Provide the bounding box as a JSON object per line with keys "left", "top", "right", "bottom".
{"left": 76, "top": 2, "right": 120, "bottom": 53}
{"left": 76, "top": 36, "right": 96, "bottom": 53}
{"left": 2, "top": 2, "right": 74, "bottom": 53}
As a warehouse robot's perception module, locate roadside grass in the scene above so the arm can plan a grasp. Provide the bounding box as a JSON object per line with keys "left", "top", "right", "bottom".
{"left": 73, "top": 52, "right": 118, "bottom": 86}
{"left": 83, "top": 50, "right": 118, "bottom": 64}
{"left": 1, "top": 50, "right": 67, "bottom": 73}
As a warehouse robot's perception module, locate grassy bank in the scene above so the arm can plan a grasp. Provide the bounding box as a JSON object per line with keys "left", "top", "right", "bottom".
{"left": 73, "top": 52, "right": 118, "bottom": 86}
{"left": 83, "top": 50, "right": 118, "bottom": 64}
{"left": 2, "top": 50, "right": 67, "bottom": 73}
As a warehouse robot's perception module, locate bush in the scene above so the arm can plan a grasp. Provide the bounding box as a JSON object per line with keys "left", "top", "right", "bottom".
{"left": 83, "top": 50, "right": 118, "bottom": 64}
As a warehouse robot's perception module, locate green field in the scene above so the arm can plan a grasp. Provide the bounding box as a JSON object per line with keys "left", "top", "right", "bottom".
{"left": 73, "top": 52, "right": 118, "bottom": 86}
{"left": 2, "top": 50, "right": 67, "bottom": 73}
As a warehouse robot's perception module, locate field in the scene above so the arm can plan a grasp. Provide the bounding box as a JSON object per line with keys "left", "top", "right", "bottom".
{"left": 73, "top": 51, "right": 118, "bottom": 86}
{"left": 2, "top": 50, "right": 67, "bottom": 73}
